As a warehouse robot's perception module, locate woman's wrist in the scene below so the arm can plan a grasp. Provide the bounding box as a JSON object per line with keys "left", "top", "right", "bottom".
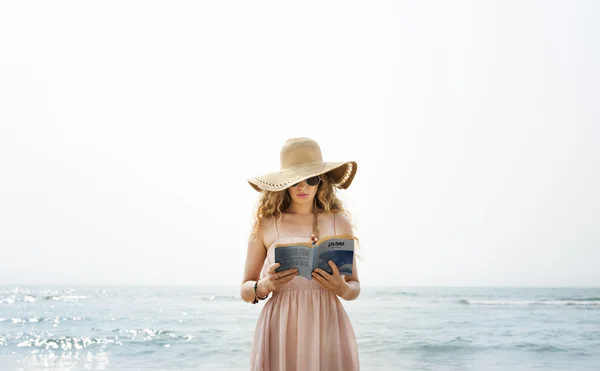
{"left": 338, "top": 281, "right": 350, "bottom": 298}
{"left": 257, "top": 278, "right": 272, "bottom": 297}
{"left": 340, "top": 280, "right": 359, "bottom": 301}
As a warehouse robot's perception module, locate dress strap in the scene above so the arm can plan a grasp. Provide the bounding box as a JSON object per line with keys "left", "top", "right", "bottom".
{"left": 274, "top": 216, "right": 280, "bottom": 239}
{"left": 333, "top": 212, "right": 336, "bottom": 235}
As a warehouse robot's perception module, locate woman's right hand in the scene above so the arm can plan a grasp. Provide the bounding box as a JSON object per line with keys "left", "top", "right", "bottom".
{"left": 262, "top": 263, "right": 298, "bottom": 293}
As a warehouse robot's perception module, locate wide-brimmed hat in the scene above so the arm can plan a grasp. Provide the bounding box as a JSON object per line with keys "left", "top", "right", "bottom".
{"left": 247, "top": 137, "right": 357, "bottom": 192}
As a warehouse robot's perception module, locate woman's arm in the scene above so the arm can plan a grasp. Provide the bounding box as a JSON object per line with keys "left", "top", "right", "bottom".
{"left": 240, "top": 226, "right": 270, "bottom": 303}
{"left": 342, "top": 256, "right": 361, "bottom": 301}
{"left": 240, "top": 223, "right": 298, "bottom": 303}
{"left": 339, "top": 213, "right": 361, "bottom": 301}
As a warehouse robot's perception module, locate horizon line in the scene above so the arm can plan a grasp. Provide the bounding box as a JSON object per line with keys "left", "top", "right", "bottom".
{"left": 1, "top": 283, "right": 599, "bottom": 289}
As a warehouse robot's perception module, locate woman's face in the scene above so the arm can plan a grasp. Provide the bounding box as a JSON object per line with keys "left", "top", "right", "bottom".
{"left": 287, "top": 176, "right": 321, "bottom": 205}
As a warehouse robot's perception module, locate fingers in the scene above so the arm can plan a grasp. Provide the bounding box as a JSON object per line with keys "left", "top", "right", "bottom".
{"left": 277, "top": 272, "right": 297, "bottom": 284}
{"left": 312, "top": 262, "right": 339, "bottom": 280}
{"left": 269, "top": 263, "right": 297, "bottom": 275}
{"left": 328, "top": 260, "right": 340, "bottom": 276}
{"left": 265, "top": 265, "right": 299, "bottom": 292}
{"left": 269, "top": 266, "right": 297, "bottom": 277}
{"left": 278, "top": 268, "right": 299, "bottom": 277}
{"left": 270, "top": 270, "right": 297, "bottom": 291}
{"left": 313, "top": 268, "right": 334, "bottom": 281}
{"left": 267, "top": 263, "right": 281, "bottom": 273}
{"left": 312, "top": 269, "right": 333, "bottom": 285}
{"left": 312, "top": 268, "right": 346, "bottom": 296}
{"left": 312, "top": 271, "right": 334, "bottom": 290}
{"left": 269, "top": 268, "right": 297, "bottom": 282}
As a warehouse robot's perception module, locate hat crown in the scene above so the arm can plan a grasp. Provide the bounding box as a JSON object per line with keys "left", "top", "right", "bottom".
{"left": 280, "top": 138, "right": 323, "bottom": 169}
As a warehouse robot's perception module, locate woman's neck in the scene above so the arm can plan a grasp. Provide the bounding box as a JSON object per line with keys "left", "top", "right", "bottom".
{"left": 284, "top": 202, "right": 318, "bottom": 215}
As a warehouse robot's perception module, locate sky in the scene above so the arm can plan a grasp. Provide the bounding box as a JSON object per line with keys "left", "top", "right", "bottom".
{"left": 0, "top": 1, "right": 598, "bottom": 287}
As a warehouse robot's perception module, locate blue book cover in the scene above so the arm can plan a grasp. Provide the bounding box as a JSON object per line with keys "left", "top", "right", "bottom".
{"left": 274, "top": 234, "right": 355, "bottom": 280}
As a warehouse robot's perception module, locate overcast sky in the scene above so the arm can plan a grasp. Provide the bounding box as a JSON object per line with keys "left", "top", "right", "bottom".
{"left": 1, "top": 1, "right": 598, "bottom": 287}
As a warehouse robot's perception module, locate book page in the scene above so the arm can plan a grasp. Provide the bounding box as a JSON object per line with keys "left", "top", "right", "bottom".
{"left": 274, "top": 245, "right": 314, "bottom": 280}
{"left": 314, "top": 236, "right": 354, "bottom": 276}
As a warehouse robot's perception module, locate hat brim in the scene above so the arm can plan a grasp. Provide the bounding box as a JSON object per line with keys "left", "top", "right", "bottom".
{"left": 247, "top": 161, "right": 357, "bottom": 192}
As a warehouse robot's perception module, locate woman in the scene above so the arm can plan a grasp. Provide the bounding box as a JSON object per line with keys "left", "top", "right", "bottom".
{"left": 240, "top": 137, "right": 361, "bottom": 371}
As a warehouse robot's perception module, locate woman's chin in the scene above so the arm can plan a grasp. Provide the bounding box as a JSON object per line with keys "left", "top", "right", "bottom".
{"left": 292, "top": 196, "right": 314, "bottom": 204}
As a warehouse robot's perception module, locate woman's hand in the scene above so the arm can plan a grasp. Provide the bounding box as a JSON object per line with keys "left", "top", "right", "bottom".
{"left": 312, "top": 260, "right": 350, "bottom": 298}
{"left": 260, "top": 263, "right": 298, "bottom": 295}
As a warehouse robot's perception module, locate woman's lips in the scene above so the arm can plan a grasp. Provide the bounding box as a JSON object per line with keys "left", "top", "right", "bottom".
{"left": 297, "top": 193, "right": 309, "bottom": 197}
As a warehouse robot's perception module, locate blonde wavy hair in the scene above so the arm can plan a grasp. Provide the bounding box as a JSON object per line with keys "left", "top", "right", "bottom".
{"left": 250, "top": 175, "right": 359, "bottom": 247}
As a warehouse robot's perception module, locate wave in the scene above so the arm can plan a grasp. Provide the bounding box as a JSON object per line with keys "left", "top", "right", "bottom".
{"left": 113, "top": 328, "right": 194, "bottom": 342}
{"left": 1, "top": 291, "right": 91, "bottom": 303}
{"left": 459, "top": 298, "right": 600, "bottom": 306}
{"left": 373, "top": 291, "right": 419, "bottom": 297}
{"left": 198, "top": 295, "right": 238, "bottom": 301}
{"left": 558, "top": 297, "right": 600, "bottom": 302}
{"left": 407, "top": 342, "right": 570, "bottom": 354}
{"left": 0, "top": 295, "right": 90, "bottom": 303}
{"left": 0, "top": 295, "right": 37, "bottom": 304}
{"left": 8, "top": 329, "right": 195, "bottom": 350}
{"left": 0, "top": 316, "right": 85, "bottom": 324}
{"left": 512, "top": 343, "right": 568, "bottom": 353}
{"left": 43, "top": 295, "right": 89, "bottom": 301}
{"left": 408, "top": 336, "right": 476, "bottom": 353}
{"left": 390, "top": 337, "right": 572, "bottom": 355}
{"left": 16, "top": 335, "right": 118, "bottom": 350}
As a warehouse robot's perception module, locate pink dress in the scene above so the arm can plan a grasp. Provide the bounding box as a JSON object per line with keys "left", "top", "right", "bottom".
{"left": 249, "top": 229, "right": 360, "bottom": 370}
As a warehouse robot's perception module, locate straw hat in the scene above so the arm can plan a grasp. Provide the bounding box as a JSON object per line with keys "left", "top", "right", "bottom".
{"left": 247, "top": 137, "right": 358, "bottom": 192}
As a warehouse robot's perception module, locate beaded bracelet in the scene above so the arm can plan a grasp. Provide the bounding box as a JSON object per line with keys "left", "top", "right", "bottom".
{"left": 252, "top": 280, "right": 269, "bottom": 304}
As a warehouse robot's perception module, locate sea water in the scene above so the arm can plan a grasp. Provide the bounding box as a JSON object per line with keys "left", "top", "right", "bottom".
{"left": 1, "top": 285, "right": 599, "bottom": 370}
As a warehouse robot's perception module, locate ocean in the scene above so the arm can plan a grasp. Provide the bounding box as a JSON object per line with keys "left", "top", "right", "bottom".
{"left": 0, "top": 285, "right": 599, "bottom": 370}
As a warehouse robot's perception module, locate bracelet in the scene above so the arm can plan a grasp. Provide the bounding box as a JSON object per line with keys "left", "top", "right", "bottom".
{"left": 252, "top": 279, "right": 269, "bottom": 304}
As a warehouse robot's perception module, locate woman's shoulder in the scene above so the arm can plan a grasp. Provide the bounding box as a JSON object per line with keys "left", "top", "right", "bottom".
{"left": 325, "top": 210, "right": 353, "bottom": 235}
{"left": 258, "top": 214, "right": 279, "bottom": 248}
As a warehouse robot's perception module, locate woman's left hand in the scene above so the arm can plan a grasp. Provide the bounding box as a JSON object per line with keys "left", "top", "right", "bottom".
{"left": 312, "top": 260, "right": 350, "bottom": 298}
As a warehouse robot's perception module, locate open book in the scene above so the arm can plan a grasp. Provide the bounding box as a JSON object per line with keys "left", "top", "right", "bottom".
{"left": 274, "top": 234, "right": 355, "bottom": 280}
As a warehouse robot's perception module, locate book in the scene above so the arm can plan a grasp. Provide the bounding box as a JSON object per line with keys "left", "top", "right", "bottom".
{"left": 274, "top": 234, "right": 355, "bottom": 280}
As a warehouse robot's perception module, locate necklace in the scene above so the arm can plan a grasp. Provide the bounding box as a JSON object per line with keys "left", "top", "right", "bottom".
{"left": 312, "top": 209, "right": 320, "bottom": 242}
